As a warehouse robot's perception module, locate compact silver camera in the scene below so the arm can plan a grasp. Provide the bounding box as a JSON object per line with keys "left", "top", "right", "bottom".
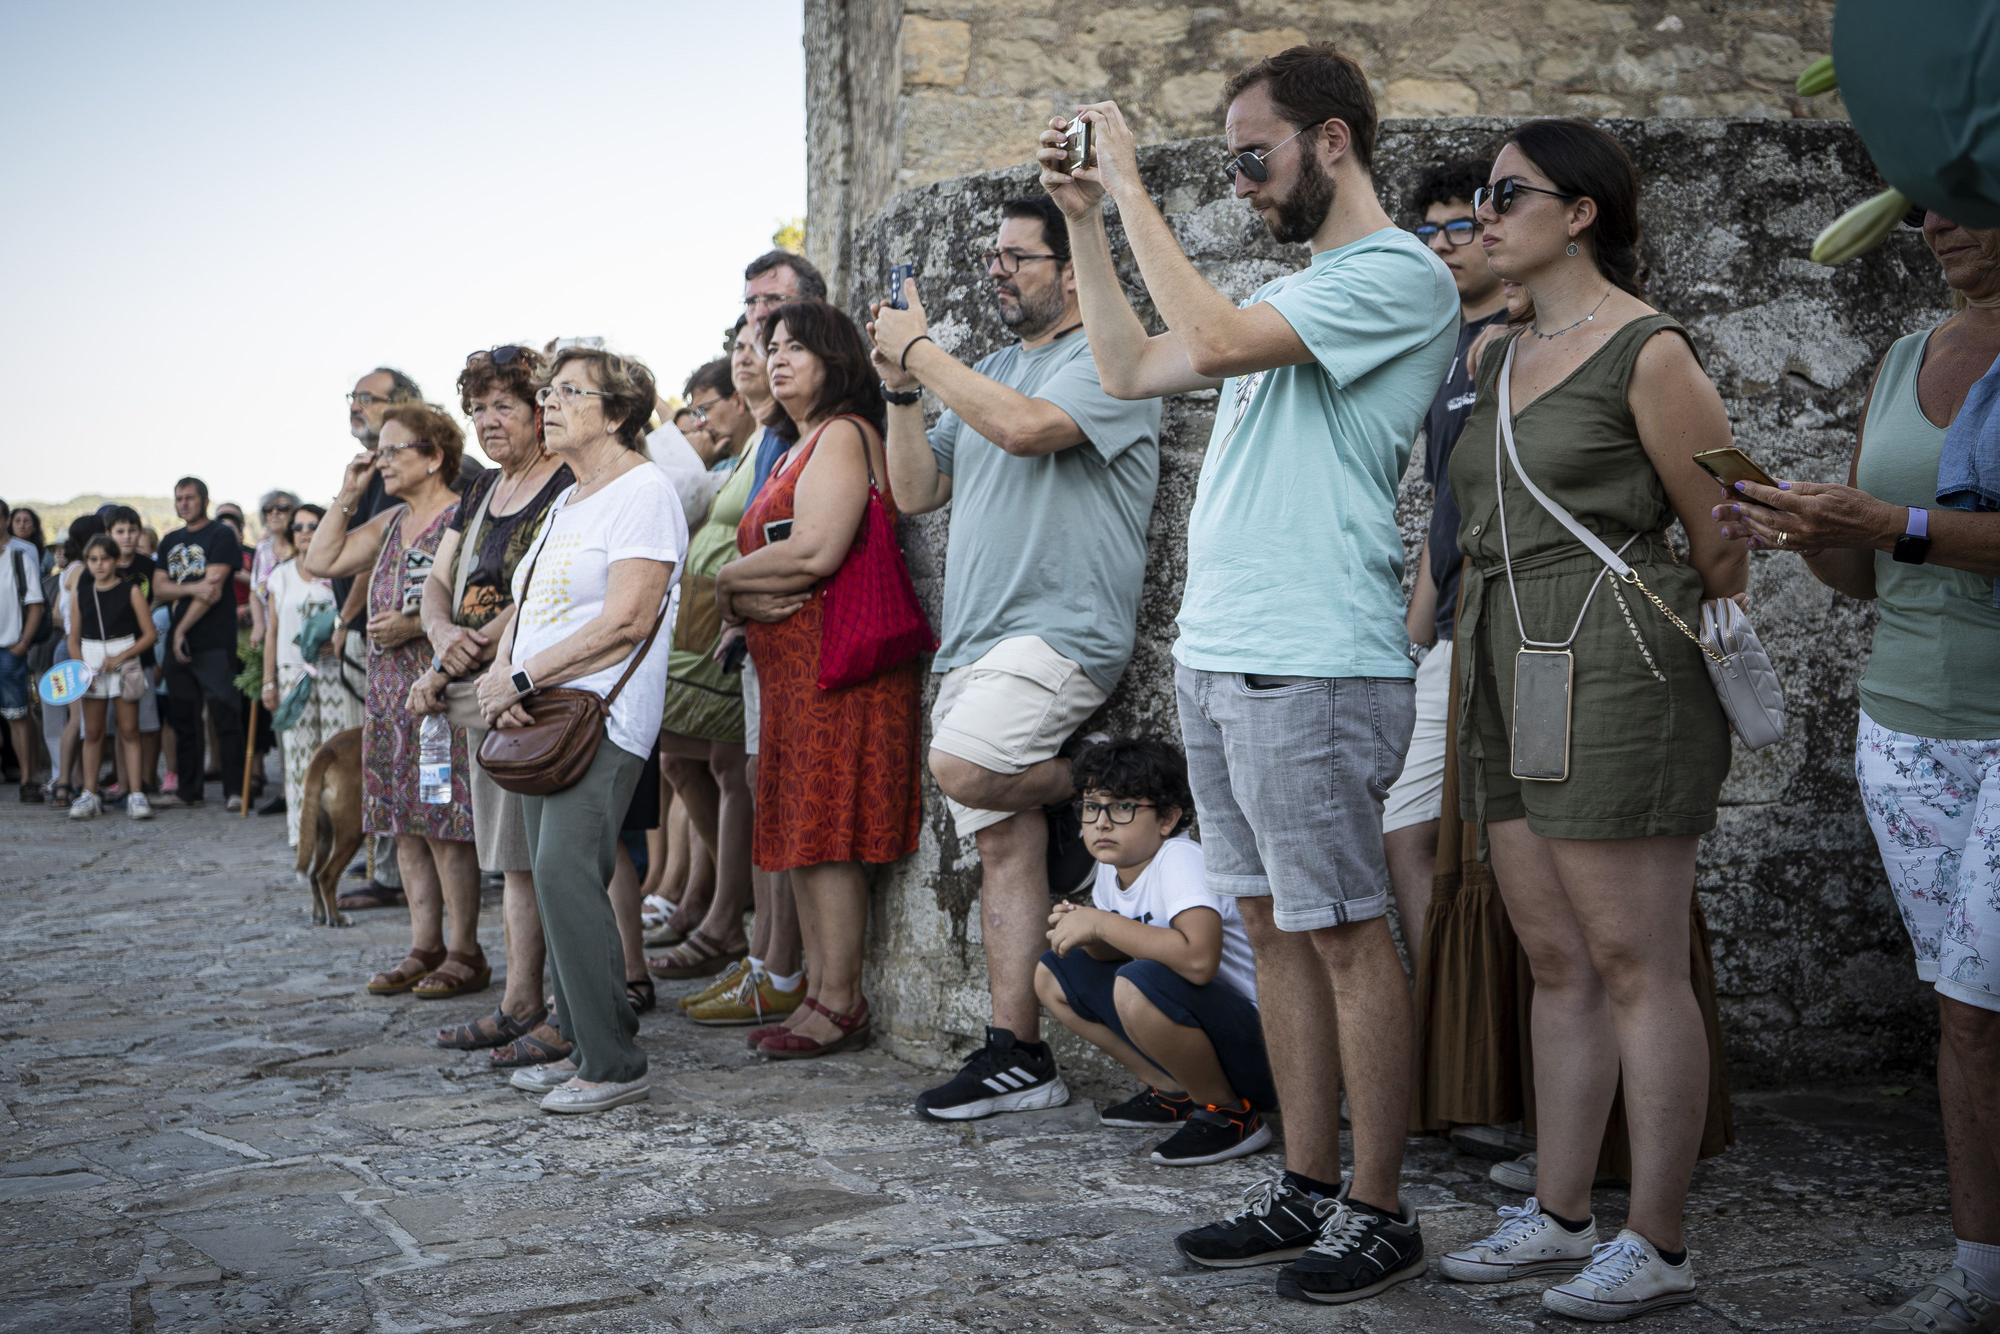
{"left": 1062, "top": 116, "right": 1094, "bottom": 173}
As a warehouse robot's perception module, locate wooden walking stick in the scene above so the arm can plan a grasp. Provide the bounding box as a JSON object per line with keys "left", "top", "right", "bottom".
{"left": 240, "top": 695, "right": 259, "bottom": 818}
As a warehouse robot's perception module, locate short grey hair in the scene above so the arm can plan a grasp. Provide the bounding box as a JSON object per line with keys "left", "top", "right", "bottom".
{"left": 259, "top": 489, "right": 300, "bottom": 514}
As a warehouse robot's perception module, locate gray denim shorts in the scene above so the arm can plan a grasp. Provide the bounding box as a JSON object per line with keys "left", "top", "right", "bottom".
{"left": 1173, "top": 664, "right": 1414, "bottom": 933}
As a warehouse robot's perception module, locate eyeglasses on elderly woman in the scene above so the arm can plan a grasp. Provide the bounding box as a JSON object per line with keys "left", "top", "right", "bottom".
{"left": 535, "top": 383, "right": 610, "bottom": 407}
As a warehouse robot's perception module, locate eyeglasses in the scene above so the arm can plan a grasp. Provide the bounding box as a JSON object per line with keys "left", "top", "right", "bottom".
{"left": 1903, "top": 205, "right": 1929, "bottom": 229}
{"left": 1414, "top": 218, "right": 1480, "bottom": 247}
{"left": 262, "top": 503, "right": 295, "bottom": 515}
{"left": 535, "top": 383, "right": 609, "bottom": 407}
{"left": 979, "top": 248, "right": 1062, "bottom": 276}
{"left": 289, "top": 521, "right": 319, "bottom": 535}
{"left": 743, "top": 292, "right": 791, "bottom": 311}
{"left": 687, "top": 396, "right": 726, "bottom": 421}
{"left": 375, "top": 441, "right": 432, "bottom": 459}
{"left": 467, "top": 344, "right": 532, "bottom": 368}
{"left": 1472, "top": 177, "right": 1579, "bottom": 215}
{"left": 1222, "top": 120, "right": 1322, "bottom": 183}
{"left": 346, "top": 390, "right": 393, "bottom": 407}
{"left": 1074, "top": 799, "right": 1158, "bottom": 825}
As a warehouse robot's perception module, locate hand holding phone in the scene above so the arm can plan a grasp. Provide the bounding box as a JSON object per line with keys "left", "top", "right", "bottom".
{"left": 1692, "top": 447, "right": 1778, "bottom": 491}
{"left": 887, "top": 262, "right": 915, "bottom": 311}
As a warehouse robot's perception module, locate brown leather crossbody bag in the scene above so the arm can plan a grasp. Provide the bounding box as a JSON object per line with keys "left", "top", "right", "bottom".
{"left": 476, "top": 526, "right": 670, "bottom": 796}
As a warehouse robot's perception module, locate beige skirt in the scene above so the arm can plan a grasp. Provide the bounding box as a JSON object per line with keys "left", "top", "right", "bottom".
{"left": 449, "top": 681, "right": 532, "bottom": 874}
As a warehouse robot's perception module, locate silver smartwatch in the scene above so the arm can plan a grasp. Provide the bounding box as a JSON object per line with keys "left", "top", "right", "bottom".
{"left": 510, "top": 666, "right": 536, "bottom": 697}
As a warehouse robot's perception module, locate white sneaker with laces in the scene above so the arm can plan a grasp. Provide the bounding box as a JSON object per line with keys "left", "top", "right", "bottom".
{"left": 1542, "top": 1229, "right": 1695, "bottom": 1322}
{"left": 67, "top": 790, "right": 102, "bottom": 821}
{"left": 127, "top": 792, "right": 153, "bottom": 821}
{"left": 1440, "top": 1198, "right": 1597, "bottom": 1282}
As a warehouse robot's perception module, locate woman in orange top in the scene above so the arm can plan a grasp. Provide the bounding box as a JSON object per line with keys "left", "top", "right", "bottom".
{"left": 720, "top": 299, "right": 922, "bottom": 1060}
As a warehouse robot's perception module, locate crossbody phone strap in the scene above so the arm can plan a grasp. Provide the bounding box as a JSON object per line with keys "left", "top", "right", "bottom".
{"left": 449, "top": 469, "right": 503, "bottom": 619}
{"left": 1494, "top": 338, "right": 1638, "bottom": 651}
{"left": 1495, "top": 338, "right": 1723, "bottom": 665}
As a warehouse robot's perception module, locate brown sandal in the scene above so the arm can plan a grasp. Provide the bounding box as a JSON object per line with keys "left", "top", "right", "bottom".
{"left": 645, "top": 930, "right": 746, "bottom": 980}
{"left": 367, "top": 945, "right": 448, "bottom": 995}
{"left": 412, "top": 949, "right": 492, "bottom": 1000}
{"left": 755, "top": 997, "right": 871, "bottom": 1061}
{"left": 488, "top": 1020, "right": 573, "bottom": 1069}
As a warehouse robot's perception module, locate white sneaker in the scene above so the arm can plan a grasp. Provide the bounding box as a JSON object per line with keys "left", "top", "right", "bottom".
{"left": 509, "top": 1059, "right": 578, "bottom": 1094}
{"left": 1490, "top": 1151, "right": 1537, "bottom": 1193}
{"left": 1440, "top": 1198, "right": 1597, "bottom": 1283}
{"left": 540, "top": 1077, "right": 650, "bottom": 1115}
{"left": 126, "top": 792, "right": 153, "bottom": 821}
{"left": 1542, "top": 1229, "right": 1695, "bottom": 1322}
{"left": 67, "top": 790, "right": 102, "bottom": 821}
{"left": 1864, "top": 1266, "right": 2000, "bottom": 1332}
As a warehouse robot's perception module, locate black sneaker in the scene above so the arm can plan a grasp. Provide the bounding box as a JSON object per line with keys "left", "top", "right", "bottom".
{"left": 1174, "top": 1174, "right": 1340, "bottom": 1268}
{"left": 1100, "top": 1086, "right": 1194, "bottom": 1128}
{"left": 914, "top": 1027, "right": 1070, "bottom": 1121}
{"left": 1151, "top": 1104, "right": 1274, "bottom": 1167}
{"left": 20, "top": 782, "right": 43, "bottom": 804}
{"left": 1275, "top": 1198, "right": 1425, "bottom": 1305}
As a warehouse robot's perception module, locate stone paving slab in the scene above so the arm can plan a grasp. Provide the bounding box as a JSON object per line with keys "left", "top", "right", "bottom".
{"left": 0, "top": 798, "right": 1954, "bottom": 1331}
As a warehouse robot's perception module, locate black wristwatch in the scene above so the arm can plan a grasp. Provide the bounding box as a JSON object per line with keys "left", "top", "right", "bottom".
{"left": 510, "top": 666, "right": 536, "bottom": 697}
{"left": 880, "top": 382, "right": 922, "bottom": 406}
{"left": 1892, "top": 506, "right": 1931, "bottom": 565}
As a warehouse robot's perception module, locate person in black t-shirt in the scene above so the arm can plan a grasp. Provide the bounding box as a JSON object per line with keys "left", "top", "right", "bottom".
{"left": 154, "top": 476, "right": 245, "bottom": 809}
{"left": 1383, "top": 158, "right": 1509, "bottom": 952}
{"left": 65, "top": 535, "right": 156, "bottom": 820}
{"left": 105, "top": 505, "right": 164, "bottom": 794}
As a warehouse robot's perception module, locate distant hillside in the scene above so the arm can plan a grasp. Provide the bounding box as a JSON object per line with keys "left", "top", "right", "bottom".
{"left": 13, "top": 495, "right": 268, "bottom": 544}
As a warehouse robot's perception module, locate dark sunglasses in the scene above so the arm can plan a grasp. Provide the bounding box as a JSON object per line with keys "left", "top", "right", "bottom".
{"left": 1222, "top": 120, "right": 1322, "bottom": 184}
{"left": 1414, "top": 218, "right": 1479, "bottom": 247}
{"left": 1472, "top": 177, "right": 1579, "bottom": 215}
{"left": 1903, "top": 204, "right": 1929, "bottom": 229}
{"left": 289, "top": 521, "right": 319, "bottom": 534}
{"left": 466, "top": 344, "right": 532, "bottom": 368}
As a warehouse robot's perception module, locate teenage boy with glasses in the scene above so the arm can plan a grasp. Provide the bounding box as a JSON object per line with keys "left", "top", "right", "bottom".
{"left": 1039, "top": 43, "right": 1457, "bottom": 1307}
{"left": 866, "top": 195, "right": 1163, "bottom": 1124}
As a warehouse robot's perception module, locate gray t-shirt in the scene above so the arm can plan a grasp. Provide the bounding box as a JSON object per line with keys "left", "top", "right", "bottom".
{"left": 929, "top": 334, "right": 1163, "bottom": 693}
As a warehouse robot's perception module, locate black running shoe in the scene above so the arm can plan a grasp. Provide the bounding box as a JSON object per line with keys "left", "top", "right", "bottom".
{"left": 1174, "top": 1174, "right": 1340, "bottom": 1268}
{"left": 1044, "top": 802, "right": 1096, "bottom": 899}
{"left": 1151, "top": 1104, "right": 1274, "bottom": 1167}
{"left": 914, "top": 1027, "right": 1070, "bottom": 1121}
{"left": 1275, "top": 1199, "right": 1426, "bottom": 1305}
{"left": 1100, "top": 1086, "right": 1194, "bottom": 1128}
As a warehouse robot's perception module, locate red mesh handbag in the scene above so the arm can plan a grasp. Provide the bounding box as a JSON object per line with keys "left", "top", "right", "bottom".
{"left": 816, "top": 428, "right": 936, "bottom": 691}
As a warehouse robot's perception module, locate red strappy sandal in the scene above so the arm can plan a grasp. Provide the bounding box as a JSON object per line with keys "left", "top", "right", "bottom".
{"left": 754, "top": 997, "right": 871, "bottom": 1061}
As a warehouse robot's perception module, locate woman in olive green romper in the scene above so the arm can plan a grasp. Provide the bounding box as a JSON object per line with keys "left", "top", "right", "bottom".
{"left": 1435, "top": 121, "right": 1747, "bottom": 1322}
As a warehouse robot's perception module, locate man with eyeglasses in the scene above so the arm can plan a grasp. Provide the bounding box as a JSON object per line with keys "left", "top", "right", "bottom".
{"left": 867, "top": 194, "right": 1164, "bottom": 1125}
{"left": 1038, "top": 43, "right": 1456, "bottom": 1306}
{"left": 1383, "top": 158, "right": 1506, "bottom": 958}
{"left": 682, "top": 358, "right": 746, "bottom": 470}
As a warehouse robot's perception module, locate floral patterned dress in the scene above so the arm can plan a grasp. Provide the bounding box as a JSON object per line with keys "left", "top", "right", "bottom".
{"left": 361, "top": 501, "right": 472, "bottom": 841}
{"left": 737, "top": 422, "right": 921, "bottom": 871}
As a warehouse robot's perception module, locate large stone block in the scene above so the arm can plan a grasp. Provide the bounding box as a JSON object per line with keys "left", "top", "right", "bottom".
{"left": 841, "top": 116, "right": 1945, "bottom": 1087}
{"left": 902, "top": 16, "right": 972, "bottom": 86}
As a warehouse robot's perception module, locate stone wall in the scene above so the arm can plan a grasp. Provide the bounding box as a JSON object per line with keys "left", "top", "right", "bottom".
{"left": 843, "top": 116, "right": 1949, "bottom": 1088}
{"left": 803, "top": 0, "right": 1842, "bottom": 294}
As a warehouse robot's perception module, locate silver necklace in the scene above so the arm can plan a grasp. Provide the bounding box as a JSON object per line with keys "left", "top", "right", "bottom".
{"left": 1531, "top": 288, "right": 1612, "bottom": 341}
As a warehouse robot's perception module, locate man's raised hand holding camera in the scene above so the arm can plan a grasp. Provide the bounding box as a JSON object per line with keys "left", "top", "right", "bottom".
{"left": 865, "top": 196, "right": 1163, "bottom": 1126}
{"left": 1037, "top": 44, "right": 1459, "bottom": 1308}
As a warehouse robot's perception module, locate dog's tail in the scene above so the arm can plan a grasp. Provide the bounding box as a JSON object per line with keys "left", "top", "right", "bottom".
{"left": 296, "top": 747, "right": 324, "bottom": 877}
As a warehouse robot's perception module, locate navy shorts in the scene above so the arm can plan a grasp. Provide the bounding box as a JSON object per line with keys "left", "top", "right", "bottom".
{"left": 0, "top": 647, "right": 29, "bottom": 721}
{"left": 1039, "top": 949, "right": 1277, "bottom": 1111}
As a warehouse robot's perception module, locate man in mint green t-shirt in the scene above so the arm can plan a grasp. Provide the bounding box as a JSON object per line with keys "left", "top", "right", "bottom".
{"left": 1041, "top": 43, "right": 1455, "bottom": 1306}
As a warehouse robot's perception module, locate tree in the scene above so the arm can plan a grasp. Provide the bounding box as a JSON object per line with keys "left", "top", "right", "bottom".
{"left": 771, "top": 216, "right": 806, "bottom": 254}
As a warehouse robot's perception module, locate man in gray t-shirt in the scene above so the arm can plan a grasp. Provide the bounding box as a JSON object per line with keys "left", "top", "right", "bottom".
{"left": 871, "top": 195, "right": 1163, "bottom": 1123}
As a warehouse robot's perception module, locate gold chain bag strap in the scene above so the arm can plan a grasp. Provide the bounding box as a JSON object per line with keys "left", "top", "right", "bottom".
{"left": 475, "top": 494, "right": 672, "bottom": 795}
{"left": 1494, "top": 339, "right": 1786, "bottom": 753}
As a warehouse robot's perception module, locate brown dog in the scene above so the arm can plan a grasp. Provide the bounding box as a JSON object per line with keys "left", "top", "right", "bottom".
{"left": 295, "top": 727, "right": 364, "bottom": 926}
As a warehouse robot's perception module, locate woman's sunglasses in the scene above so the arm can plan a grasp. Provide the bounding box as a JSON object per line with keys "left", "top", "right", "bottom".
{"left": 467, "top": 344, "right": 532, "bottom": 368}
{"left": 1472, "top": 177, "right": 1579, "bottom": 215}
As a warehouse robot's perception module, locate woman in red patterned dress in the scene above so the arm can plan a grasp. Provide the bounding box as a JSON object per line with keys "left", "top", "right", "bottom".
{"left": 719, "top": 300, "right": 921, "bottom": 1060}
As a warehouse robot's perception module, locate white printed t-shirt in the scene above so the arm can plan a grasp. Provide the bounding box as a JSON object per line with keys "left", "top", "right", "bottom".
{"left": 1, "top": 537, "right": 45, "bottom": 647}
{"left": 511, "top": 463, "right": 687, "bottom": 760}
{"left": 1092, "top": 835, "right": 1259, "bottom": 1002}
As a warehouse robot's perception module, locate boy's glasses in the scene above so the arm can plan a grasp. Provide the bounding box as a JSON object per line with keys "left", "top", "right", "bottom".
{"left": 1414, "top": 218, "right": 1479, "bottom": 247}
{"left": 1074, "top": 799, "right": 1157, "bottom": 825}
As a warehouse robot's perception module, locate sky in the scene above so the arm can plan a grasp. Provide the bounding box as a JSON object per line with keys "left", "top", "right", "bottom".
{"left": 0, "top": 0, "right": 806, "bottom": 515}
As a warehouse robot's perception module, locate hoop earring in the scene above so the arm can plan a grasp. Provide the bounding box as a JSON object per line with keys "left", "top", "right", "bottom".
{"left": 1566, "top": 241, "right": 1580, "bottom": 257}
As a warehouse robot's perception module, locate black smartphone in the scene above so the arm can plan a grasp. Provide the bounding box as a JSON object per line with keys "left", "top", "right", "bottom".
{"left": 763, "top": 518, "right": 794, "bottom": 544}
{"left": 720, "top": 637, "right": 749, "bottom": 674}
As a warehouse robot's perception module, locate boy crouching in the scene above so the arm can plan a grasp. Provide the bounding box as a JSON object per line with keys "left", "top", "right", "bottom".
{"left": 1035, "top": 738, "right": 1275, "bottom": 1166}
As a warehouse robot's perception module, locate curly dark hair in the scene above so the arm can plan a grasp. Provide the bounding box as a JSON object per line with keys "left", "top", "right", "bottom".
{"left": 1408, "top": 157, "right": 1492, "bottom": 221}
{"left": 757, "top": 300, "right": 886, "bottom": 443}
{"left": 458, "top": 344, "right": 547, "bottom": 417}
{"left": 1072, "top": 737, "right": 1194, "bottom": 836}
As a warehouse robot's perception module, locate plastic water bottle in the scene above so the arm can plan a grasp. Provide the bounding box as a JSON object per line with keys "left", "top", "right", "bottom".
{"left": 419, "top": 713, "right": 452, "bottom": 805}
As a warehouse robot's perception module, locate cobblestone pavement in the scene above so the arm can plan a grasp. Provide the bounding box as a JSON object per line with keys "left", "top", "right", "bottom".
{"left": 0, "top": 796, "right": 1955, "bottom": 1332}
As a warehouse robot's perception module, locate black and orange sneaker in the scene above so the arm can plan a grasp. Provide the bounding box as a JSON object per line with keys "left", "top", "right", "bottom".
{"left": 1150, "top": 1101, "right": 1275, "bottom": 1166}
{"left": 1100, "top": 1086, "right": 1195, "bottom": 1128}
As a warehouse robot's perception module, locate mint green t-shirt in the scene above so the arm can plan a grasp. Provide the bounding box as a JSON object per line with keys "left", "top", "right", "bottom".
{"left": 929, "top": 335, "right": 1163, "bottom": 693}
{"left": 1174, "top": 228, "right": 1458, "bottom": 679}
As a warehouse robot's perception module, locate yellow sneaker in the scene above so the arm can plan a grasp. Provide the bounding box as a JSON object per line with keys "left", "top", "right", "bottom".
{"left": 687, "top": 966, "right": 806, "bottom": 1026}
{"left": 676, "top": 957, "right": 751, "bottom": 1012}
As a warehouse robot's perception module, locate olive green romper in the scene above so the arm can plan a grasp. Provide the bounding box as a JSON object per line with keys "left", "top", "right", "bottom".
{"left": 1448, "top": 314, "right": 1731, "bottom": 839}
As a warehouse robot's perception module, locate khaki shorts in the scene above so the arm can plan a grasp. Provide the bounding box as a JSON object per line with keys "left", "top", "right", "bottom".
{"left": 929, "top": 635, "right": 1108, "bottom": 839}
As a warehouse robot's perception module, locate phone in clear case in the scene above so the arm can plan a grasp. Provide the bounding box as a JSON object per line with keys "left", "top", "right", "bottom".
{"left": 1510, "top": 648, "right": 1573, "bottom": 782}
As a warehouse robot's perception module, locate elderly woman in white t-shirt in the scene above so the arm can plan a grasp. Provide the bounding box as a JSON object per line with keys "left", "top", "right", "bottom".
{"left": 477, "top": 346, "right": 686, "bottom": 1116}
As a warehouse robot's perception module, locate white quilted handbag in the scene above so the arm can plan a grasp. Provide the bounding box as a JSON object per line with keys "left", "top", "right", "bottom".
{"left": 1696, "top": 597, "right": 1786, "bottom": 750}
